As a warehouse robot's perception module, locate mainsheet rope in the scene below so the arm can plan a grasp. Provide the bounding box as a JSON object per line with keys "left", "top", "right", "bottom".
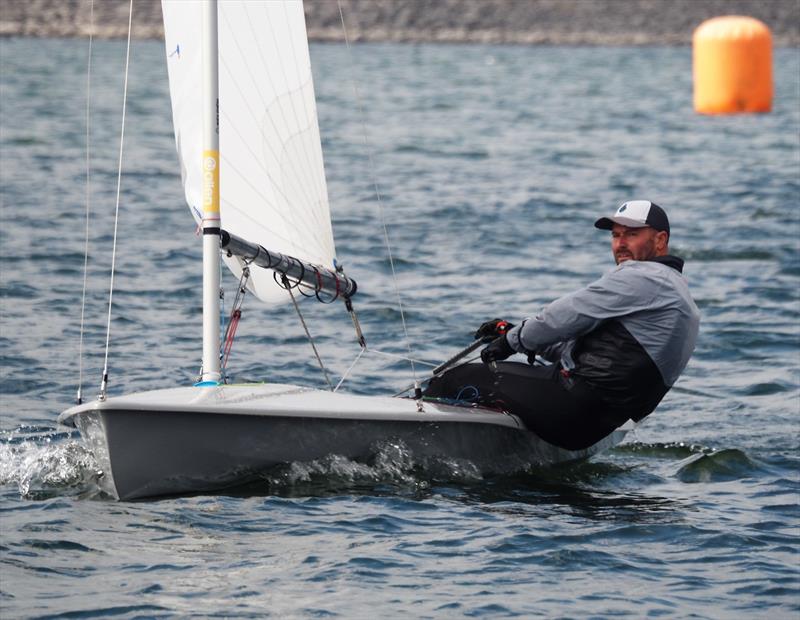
{"left": 336, "top": 0, "right": 420, "bottom": 390}
{"left": 98, "top": 0, "right": 134, "bottom": 400}
{"left": 334, "top": 348, "right": 438, "bottom": 393}
{"left": 76, "top": 0, "right": 95, "bottom": 405}
{"left": 283, "top": 275, "right": 334, "bottom": 391}
{"left": 333, "top": 348, "right": 365, "bottom": 392}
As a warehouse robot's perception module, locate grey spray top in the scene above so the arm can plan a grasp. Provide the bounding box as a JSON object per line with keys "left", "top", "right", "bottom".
{"left": 505, "top": 257, "right": 700, "bottom": 387}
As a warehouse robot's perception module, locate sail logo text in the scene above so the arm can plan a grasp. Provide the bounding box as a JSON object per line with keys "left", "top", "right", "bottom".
{"left": 202, "top": 153, "right": 219, "bottom": 213}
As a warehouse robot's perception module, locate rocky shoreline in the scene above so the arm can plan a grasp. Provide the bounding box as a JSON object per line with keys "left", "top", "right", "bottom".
{"left": 0, "top": 0, "right": 798, "bottom": 46}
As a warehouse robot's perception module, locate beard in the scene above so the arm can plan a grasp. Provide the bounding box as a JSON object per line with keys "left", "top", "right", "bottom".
{"left": 614, "top": 238, "right": 657, "bottom": 264}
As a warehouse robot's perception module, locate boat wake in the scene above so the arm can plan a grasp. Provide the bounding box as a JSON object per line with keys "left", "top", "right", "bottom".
{"left": 0, "top": 426, "right": 104, "bottom": 499}
{"left": 2, "top": 430, "right": 763, "bottom": 501}
{"left": 672, "top": 448, "right": 765, "bottom": 483}
{"left": 255, "top": 439, "right": 487, "bottom": 496}
{"left": 0, "top": 431, "right": 497, "bottom": 500}
{"left": 612, "top": 441, "right": 766, "bottom": 482}
{"left": 611, "top": 441, "right": 712, "bottom": 459}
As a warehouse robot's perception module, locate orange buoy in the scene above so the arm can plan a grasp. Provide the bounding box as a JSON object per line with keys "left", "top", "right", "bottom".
{"left": 693, "top": 16, "right": 773, "bottom": 114}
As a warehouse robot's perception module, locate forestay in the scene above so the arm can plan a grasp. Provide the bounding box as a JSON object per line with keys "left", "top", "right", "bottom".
{"left": 162, "top": 0, "right": 337, "bottom": 303}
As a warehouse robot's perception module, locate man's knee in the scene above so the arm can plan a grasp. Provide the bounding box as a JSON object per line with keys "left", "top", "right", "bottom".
{"left": 423, "top": 363, "right": 496, "bottom": 402}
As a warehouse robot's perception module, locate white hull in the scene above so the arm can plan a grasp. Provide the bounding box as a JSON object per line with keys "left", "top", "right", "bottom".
{"left": 58, "top": 383, "right": 630, "bottom": 500}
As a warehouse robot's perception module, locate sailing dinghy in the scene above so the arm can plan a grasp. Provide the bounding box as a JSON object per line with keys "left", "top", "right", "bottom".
{"left": 58, "top": 0, "right": 630, "bottom": 500}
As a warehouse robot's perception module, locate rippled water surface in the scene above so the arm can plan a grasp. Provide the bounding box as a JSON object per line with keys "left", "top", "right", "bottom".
{"left": 1, "top": 37, "right": 799, "bottom": 618}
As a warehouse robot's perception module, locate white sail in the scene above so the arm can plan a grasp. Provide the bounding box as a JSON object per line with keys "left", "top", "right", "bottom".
{"left": 162, "top": 0, "right": 336, "bottom": 303}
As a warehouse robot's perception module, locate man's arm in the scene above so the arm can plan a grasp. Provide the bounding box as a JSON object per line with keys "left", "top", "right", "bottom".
{"left": 537, "top": 341, "right": 570, "bottom": 363}
{"left": 506, "top": 263, "right": 662, "bottom": 355}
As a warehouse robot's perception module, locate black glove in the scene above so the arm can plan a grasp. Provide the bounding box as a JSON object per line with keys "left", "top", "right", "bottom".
{"left": 480, "top": 335, "right": 515, "bottom": 364}
{"left": 474, "top": 318, "right": 514, "bottom": 342}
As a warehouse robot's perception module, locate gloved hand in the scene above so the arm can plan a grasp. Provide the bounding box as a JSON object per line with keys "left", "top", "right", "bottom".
{"left": 480, "top": 335, "right": 515, "bottom": 364}
{"left": 474, "top": 318, "right": 514, "bottom": 342}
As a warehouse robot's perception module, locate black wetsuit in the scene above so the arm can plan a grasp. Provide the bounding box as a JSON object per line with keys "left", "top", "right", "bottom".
{"left": 424, "top": 256, "right": 700, "bottom": 450}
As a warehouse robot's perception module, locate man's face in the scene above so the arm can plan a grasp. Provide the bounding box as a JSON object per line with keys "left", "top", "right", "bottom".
{"left": 611, "top": 224, "right": 667, "bottom": 264}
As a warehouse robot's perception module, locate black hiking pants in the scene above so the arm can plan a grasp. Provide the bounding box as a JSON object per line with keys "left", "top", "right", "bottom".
{"left": 423, "top": 361, "right": 629, "bottom": 451}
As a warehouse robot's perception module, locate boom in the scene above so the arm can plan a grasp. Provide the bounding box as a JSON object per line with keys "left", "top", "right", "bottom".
{"left": 220, "top": 230, "right": 357, "bottom": 302}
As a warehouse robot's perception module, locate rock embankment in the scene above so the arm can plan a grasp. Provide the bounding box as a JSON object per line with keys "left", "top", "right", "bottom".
{"left": 1, "top": 0, "right": 798, "bottom": 46}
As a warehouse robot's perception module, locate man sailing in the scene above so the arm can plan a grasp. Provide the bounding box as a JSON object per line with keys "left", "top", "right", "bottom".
{"left": 424, "top": 200, "right": 700, "bottom": 450}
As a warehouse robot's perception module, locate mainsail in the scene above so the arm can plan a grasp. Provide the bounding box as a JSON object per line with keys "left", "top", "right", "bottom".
{"left": 162, "top": 0, "right": 337, "bottom": 303}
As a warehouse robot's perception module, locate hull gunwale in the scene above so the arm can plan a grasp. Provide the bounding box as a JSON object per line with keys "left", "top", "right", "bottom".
{"left": 60, "top": 384, "right": 629, "bottom": 500}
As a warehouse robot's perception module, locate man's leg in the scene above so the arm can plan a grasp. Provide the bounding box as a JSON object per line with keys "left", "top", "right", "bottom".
{"left": 422, "top": 362, "right": 500, "bottom": 406}
{"left": 424, "top": 362, "right": 618, "bottom": 451}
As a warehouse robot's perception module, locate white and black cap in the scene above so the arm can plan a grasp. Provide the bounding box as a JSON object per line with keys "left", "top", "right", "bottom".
{"left": 594, "top": 200, "right": 670, "bottom": 236}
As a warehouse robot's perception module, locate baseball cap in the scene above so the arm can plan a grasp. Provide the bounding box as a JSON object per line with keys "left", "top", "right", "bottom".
{"left": 594, "top": 200, "right": 670, "bottom": 236}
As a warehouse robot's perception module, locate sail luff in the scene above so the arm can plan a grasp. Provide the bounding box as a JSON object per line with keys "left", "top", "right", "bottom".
{"left": 163, "top": 0, "right": 340, "bottom": 306}
{"left": 218, "top": 0, "right": 337, "bottom": 303}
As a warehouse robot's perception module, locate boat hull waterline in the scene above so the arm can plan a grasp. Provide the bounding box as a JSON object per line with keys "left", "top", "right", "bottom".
{"left": 58, "top": 384, "right": 630, "bottom": 500}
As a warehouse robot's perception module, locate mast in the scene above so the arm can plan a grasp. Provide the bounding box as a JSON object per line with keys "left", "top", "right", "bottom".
{"left": 200, "top": 0, "right": 221, "bottom": 384}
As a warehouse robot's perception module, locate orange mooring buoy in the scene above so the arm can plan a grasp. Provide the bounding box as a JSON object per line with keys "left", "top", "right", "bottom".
{"left": 693, "top": 16, "right": 773, "bottom": 114}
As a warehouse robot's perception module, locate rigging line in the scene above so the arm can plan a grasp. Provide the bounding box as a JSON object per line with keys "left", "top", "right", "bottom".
{"left": 219, "top": 198, "right": 332, "bottom": 275}
{"left": 337, "top": 0, "right": 419, "bottom": 384}
{"left": 283, "top": 275, "right": 333, "bottom": 391}
{"left": 98, "top": 0, "right": 134, "bottom": 400}
{"left": 221, "top": 266, "right": 249, "bottom": 377}
{"left": 334, "top": 347, "right": 366, "bottom": 392}
{"left": 77, "top": 0, "right": 95, "bottom": 405}
{"left": 219, "top": 258, "right": 226, "bottom": 381}
{"left": 391, "top": 354, "right": 482, "bottom": 398}
{"left": 365, "top": 348, "right": 438, "bottom": 368}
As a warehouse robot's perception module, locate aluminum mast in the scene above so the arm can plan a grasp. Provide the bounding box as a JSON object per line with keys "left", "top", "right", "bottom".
{"left": 200, "top": 0, "right": 221, "bottom": 384}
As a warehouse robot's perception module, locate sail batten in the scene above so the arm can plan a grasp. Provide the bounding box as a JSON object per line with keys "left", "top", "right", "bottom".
{"left": 162, "top": 0, "right": 337, "bottom": 304}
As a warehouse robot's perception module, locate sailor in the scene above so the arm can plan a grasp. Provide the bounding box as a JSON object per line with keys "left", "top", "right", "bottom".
{"left": 424, "top": 200, "right": 700, "bottom": 450}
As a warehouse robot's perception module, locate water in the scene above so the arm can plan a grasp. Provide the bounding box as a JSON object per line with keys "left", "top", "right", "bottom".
{"left": 1, "top": 37, "right": 798, "bottom": 617}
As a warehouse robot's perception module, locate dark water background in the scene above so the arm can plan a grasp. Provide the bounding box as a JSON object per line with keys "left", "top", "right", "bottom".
{"left": 1, "top": 36, "right": 798, "bottom": 618}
